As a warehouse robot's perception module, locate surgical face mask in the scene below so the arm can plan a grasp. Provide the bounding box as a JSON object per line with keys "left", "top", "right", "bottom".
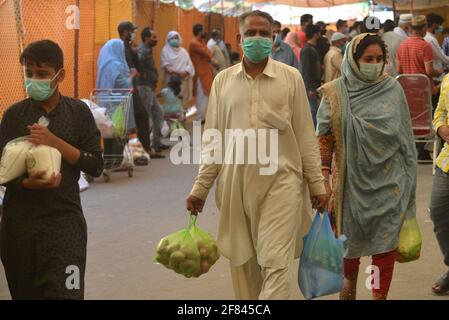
{"left": 242, "top": 36, "right": 273, "bottom": 63}
{"left": 359, "top": 63, "right": 383, "bottom": 82}
{"left": 436, "top": 26, "right": 444, "bottom": 34}
{"left": 273, "top": 33, "right": 282, "bottom": 46}
{"left": 25, "top": 70, "right": 61, "bottom": 101}
{"left": 340, "top": 43, "right": 347, "bottom": 52}
{"left": 168, "top": 38, "right": 180, "bottom": 48}
{"left": 130, "top": 32, "right": 136, "bottom": 42}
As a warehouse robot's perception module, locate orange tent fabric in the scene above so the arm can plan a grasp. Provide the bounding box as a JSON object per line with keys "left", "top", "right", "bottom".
{"left": 0, "top": 0, "right": 242, "bottom": 116}
{"left": 21, "top": 0, "right": 76, "bottom": 97}
{"left": 177, "top": 8, "right": 206, "bottom": 52}
{"left": 0, "top": 0, "right": 25, "bottom": 114}
{"left": 78, "top": 0, "right": 96, "bottom": 99}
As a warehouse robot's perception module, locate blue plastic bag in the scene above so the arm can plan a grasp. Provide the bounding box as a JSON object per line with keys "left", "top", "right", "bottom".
{"left": 298, "top": 211, "right": 346, "bottom": 300}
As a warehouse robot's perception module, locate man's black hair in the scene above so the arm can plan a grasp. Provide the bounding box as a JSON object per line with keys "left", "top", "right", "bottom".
{"left": 141, "top": 27, "right": 153, "bottom": 42}
{"left": 273, "top": 20, "right": 282, "bottom": 29}
{"left": 383, "top": 19, "right": 395, "bottom": 33}
{"left": 282, "top": 27, "right": 290, "bottom": 39}
{"left": 20, "top": 40, "right": 64, "bottom": 71}
{"left": 427, "top": 13, "right": 445, "bottom": 28}
{"left": 118, "top": 21, "right": 136, "bottom": 37}
{"left": 301, "top": 14, "right": 313, "bottom": 26}
{"left": 305, "top": 24, "right": 320, "bottom": 40}
{"left": 239, "top": 10, "right": 274, "bottom": 29}
{"left": 231, "top": 51, "right": 240, "bottom": 62}
{"left": 362, "top": 16, "right": 380, "bottom": 33}
{"left": 336, "top": 19, "right": 347, "bottom": 30}
{"left": 211, "top": 29, "right": 221, "bottom": 39}
{"left": 193, "top": 24, "right": 204, "bottom": 36}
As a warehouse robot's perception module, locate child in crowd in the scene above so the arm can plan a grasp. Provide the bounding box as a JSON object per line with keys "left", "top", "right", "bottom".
{"left": 160, "top": 75, "right": 186, "bottom": 133}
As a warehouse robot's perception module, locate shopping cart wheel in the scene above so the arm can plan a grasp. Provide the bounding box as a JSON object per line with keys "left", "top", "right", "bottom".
{"left": 103, "top": 172, "right": 111, "bottom": 183}
{"left": 128, "top": 168, "right": 133, "bottom": 178}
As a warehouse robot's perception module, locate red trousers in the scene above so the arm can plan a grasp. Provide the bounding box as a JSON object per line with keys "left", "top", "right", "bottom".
{"left": 344, "top": 250, "right": 397, "bottom": 297}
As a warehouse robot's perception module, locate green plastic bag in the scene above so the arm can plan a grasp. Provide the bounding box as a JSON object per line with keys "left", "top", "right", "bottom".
{"left": 190, "top": 217, "right": 220, "bottom": 276}
{"left": 112, "top": 104, "right": 125, "bottom": 137}
{"left": 155, "top": 215, "right": 220, "bottom": 278}
{"left": 396, "top": 217, "right": 422, "bottom": 263}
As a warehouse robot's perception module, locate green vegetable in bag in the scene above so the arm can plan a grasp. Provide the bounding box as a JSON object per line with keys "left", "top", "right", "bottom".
{"left": 112, "top": 104, "right": 125, "bottom": 137}
{"left": 155, "top": 215, "right": 220, "bottom": 278}
{"left": 396, "top": 216, "right": 422, "bottom": 263}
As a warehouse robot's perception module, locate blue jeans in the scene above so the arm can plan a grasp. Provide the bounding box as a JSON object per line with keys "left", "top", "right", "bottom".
{"left": 308, "top": 95, "right": 320, "bottom": 129}
{"left": 429, "top": 167, "right": 449, "bottom": 267}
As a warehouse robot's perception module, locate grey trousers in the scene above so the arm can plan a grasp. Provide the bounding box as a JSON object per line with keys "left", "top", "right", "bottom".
{"left": 137, "top": 85, "right": 164, "bottom": 149}
{"left": 429, "top": 167, "right": 449, "bottom": 267}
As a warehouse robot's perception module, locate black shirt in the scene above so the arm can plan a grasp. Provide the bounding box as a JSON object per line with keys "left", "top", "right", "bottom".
{"left": 0, "top": 96, "right": 104, "bottom": 218}
{"left": 300, "top": 43, "right": 322, "bottom": 93}
{"left": 124, "top": 41, "right": 143, "bottom": 73}
{"left": 317, "top": 37, "right": 330, "bottom": 64}
{"left": 136, "top": 43, "right": 159, "bottom": 89}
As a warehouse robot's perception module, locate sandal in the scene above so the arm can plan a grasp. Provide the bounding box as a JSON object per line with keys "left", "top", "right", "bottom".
{"left": 432, "top": 272, "right": 449, "bottom": 295}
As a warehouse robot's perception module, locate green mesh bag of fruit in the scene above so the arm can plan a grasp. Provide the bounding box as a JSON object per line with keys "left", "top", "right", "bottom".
{"left": 155, "top": 215, "right": 220, "bottom": 278}
{"left": 189, "top": 216, "right": 221, "bottom": 276}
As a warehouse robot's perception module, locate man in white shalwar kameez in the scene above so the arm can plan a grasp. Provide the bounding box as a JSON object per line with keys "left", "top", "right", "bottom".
{"left": 186, "top": 10, "right": 327, "bottom": 300}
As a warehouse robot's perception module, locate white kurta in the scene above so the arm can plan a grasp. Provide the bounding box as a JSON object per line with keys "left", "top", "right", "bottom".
{"left": 191, "top": 58, "right": 325, "bottom": 268}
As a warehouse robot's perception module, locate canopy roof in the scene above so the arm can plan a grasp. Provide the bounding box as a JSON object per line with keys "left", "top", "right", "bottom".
{"left": 160, "top": 0, "right": 448, "bottom": 16}
{"left": 377, "top": 0, "right": 449, "bottom": 10}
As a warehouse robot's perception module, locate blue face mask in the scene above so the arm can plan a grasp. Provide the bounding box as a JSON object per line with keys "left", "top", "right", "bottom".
{"left": 169, "top": 38, "right": 180, "bottom": 48}
{"left": 436, "top": 26, "right": 444, "bottom": 34}
{"left": 273, "top": 33, "right": 282, "bottom": 46}
{"left": 25, "top": 70, "right": 61, "bottom": 101}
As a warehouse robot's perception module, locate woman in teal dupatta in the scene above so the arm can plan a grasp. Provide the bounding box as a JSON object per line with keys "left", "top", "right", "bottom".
{"left": 316, "top": 33, "right": 417, "bottom": 300}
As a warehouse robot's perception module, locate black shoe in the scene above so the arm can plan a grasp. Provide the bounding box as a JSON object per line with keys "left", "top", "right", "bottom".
{"left": 432, "top": 271, "right": 449, "bottom": 295}
{"left": 134, "top": 156, "right": 149, "bottom": 166}
{"left": 155, "top": 144, "right": 170, "bottom": 151}
{"left": 418, "top": 152, "right": 432, "bottom": 162}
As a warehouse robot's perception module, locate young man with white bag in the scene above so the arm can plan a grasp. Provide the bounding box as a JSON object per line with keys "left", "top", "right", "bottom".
{"left": 0, "top": 40, "right": 104, "bottom": 299}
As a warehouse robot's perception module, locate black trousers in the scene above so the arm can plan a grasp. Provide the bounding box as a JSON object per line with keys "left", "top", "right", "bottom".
{"left": 1, "top": 211, "right": 87, "bottom": 300}
{"left": 133, "top": 90, "right": 151, "bottom": 152}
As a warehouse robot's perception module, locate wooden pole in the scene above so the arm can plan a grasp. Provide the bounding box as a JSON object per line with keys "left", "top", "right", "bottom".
{"left": 392, "top": 0, "right": 397, "bottom": 22}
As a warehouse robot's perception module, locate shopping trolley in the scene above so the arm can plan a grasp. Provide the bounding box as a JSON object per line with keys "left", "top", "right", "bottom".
{"left": 90, "top": 89, "right": 134, "bottom": 182}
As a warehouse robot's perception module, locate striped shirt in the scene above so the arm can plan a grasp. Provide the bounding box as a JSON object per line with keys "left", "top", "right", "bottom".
{"left": 397, "top": 36, "right": 434, "bottom": 76}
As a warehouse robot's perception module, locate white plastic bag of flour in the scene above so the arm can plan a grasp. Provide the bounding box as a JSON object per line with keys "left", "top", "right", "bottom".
{"left": 26, "top": 145, "right": 62, "bottom": 181}
{"left": 0, "top": 137, "right": 33, "bottom": 184}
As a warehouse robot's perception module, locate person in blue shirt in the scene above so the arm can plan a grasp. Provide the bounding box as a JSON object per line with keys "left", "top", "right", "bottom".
{"left": 271, "top": 21, "right": 300, "bottom": 70}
